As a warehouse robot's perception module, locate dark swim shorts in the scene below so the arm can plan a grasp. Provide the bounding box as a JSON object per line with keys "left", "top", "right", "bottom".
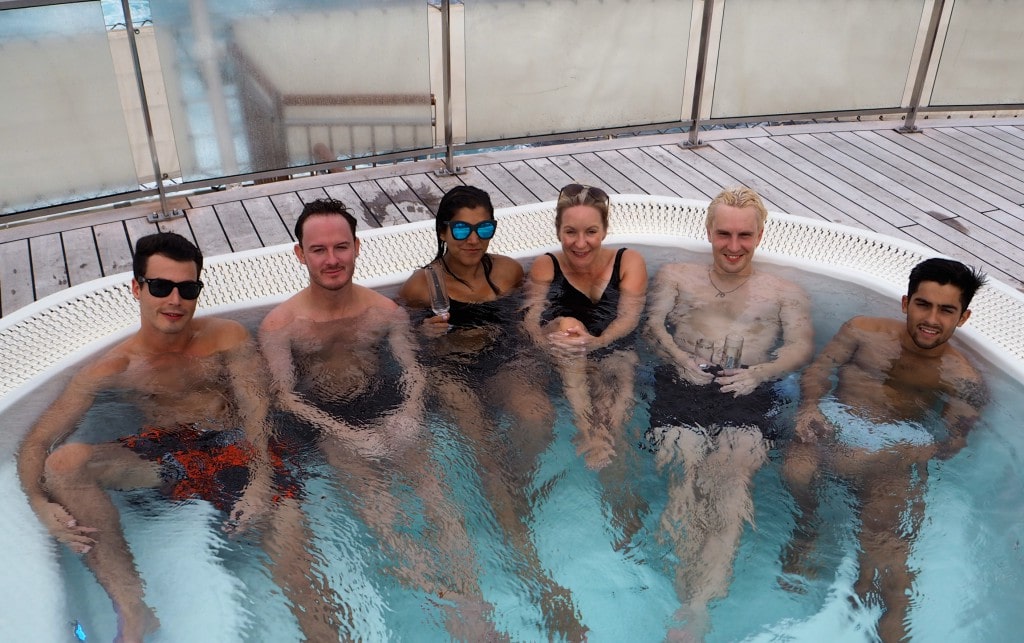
{"left": 119, "top": 426, "right": 300, "bottom": 511}
{"left": 646, "top": 363, "right": 783, "bottom": 442}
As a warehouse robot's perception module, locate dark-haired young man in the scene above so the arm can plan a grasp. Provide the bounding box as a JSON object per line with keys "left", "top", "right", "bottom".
{"left": 259, "top": 198, "right": 499, "bottom": 639}
{"left": 16, "top": 232, "right": 340, "bottom": 642}
{"left": 782, "top": 257, "right": 988, "bottom": 642}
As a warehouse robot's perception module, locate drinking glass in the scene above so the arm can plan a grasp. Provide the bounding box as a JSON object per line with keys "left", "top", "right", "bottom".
{"left": 694, "top": 338, "right": 714, "bottom": 362}
{"left": 722, "top": 334, "right": 744, "bottom": 369}
{"left": 425, "top": 264, "right": 449, "bottom": 317}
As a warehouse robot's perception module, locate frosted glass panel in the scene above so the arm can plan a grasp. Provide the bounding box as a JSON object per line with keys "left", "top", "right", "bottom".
{"left": 930, "top": 0, "right": 1024, "bottom": 106}
{"left": 712, "top": 0, "right": 926, "bottom": 118}
{"left": 149, "top": 0, "right": 433, "bottom": 181}
{"left": 463, "top": 0, "right": 693, "bottom": 142}
{"left": 0, "top": 3, "right": 139, "bottom": 215}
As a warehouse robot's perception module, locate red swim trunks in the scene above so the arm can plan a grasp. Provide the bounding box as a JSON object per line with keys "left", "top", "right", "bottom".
{"left": 119, "top": 426, "right": 299, "bottom": 511}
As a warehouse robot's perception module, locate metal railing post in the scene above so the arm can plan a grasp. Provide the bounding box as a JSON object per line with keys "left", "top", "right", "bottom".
{"left": 435, "top": 0, "right": 464, "bottom": 175}
{"left": 120, "top": 0, "right": 183, "bottom": 221}
{"left": 683, "top": 0, "right": 716, "bottom": 148}
{"left": 900, "top": 0, "right": 946, "bottom": 134}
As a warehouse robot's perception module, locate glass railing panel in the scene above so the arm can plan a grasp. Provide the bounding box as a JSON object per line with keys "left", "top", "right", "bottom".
{"left": 0, "top": 2, "right": 140, "bottom": 215}
{"left": 929, "top": 0, "right": 1024, "bottom": 107}
{"left": 462, "top": 0, "right": 694, "bottom": 143}
{"left": 711, "top": 0, "right": 926, "bottom": 118}
{"left": 148, "top": 0, "right": 433, "bottom": 183}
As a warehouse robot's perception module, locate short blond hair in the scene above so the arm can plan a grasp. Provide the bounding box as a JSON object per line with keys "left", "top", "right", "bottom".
{"left": 706, "top": 186, "right": 768, "bottom": 232}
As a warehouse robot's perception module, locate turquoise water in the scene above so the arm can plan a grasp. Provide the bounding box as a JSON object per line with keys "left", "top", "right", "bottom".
{"left": 6, "top": 249, "right": 1024, "bottom": 641}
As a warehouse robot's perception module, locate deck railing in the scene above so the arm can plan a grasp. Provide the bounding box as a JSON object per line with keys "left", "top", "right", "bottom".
{"left": 1, "top": 0, "right": 1022, "bottom": 220}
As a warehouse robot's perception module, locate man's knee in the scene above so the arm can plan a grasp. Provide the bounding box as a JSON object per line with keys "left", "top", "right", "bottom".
{"left": 43, "top": 443, "right": 94, "bottom": 481}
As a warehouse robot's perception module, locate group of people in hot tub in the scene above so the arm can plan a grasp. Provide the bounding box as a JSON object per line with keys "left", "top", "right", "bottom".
{"left": 17, "top": 183, "right": 987, "bottom": 642}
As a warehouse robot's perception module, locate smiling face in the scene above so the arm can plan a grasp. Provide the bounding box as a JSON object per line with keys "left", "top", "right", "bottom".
{"left": 706, "top": 203, "right": 764, "bottom": 276}
{"left": 557, "top": 204, "right": 607, "bottom": 270}
{"left": 901, "top": 280, "right": 971, "bottom": 352}
{"left": 294, "top": 214, "right": 360, "bottom": 292}
{"left": 441, "top": 205, "right": 493, "bottom": 269}
{"left": 132, "top": 254, "right": 200, "bottom": 335}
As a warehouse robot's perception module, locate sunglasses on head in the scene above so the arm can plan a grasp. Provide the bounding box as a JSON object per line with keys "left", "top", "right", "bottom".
{"left": 447, "top": 219, "right": 497, "bottom": 241}
{"left": 558, "top": 183, "right": 609, "bottom": 204}
{"left": 137, "top": 277, "right": 204, "bottom": 300}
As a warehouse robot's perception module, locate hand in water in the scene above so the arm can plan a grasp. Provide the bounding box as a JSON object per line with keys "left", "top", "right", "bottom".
{"left": 421, "top": 312, "right": 451, "bottom": 338}
{"left": 39, "top": 501, "right": 97, "bottom": 553}
{"left": 793, "top": 407, "right": 833, "bottom": 443}
{"left": 716, "top": 365, "right": 763, "bottom": 396}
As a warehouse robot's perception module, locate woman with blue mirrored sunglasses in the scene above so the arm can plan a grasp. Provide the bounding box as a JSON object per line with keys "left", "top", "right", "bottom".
{"left": 398, "top": 186, "right": 584, "bottom": 638}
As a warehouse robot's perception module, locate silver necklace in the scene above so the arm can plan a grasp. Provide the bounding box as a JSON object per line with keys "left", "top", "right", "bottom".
{"left": 708, "top": 268, "right": 751, "bottom": 298}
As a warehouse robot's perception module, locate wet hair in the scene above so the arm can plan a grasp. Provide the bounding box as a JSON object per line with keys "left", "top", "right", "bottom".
{"left": 706, "top": 186, "right": 769, "bottom": 232}
{"left": 294, "top": 198, "right": 358, "bottom": 246}
{"left": 133, "top": 232, "right": 203, "bottom": 279}
{"left": 908, "top": 257, "right": 987, "bottom": 311}
{"left": 555, "top": 183, "right": 610, "bottom": 230}
{"left": 432, "top": 185, "right": 500, "bottom": 294}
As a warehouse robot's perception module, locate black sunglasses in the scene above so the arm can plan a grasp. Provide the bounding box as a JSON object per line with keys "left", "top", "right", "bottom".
{"left": 447, "top": 219, "right": 497, "bottom": 241}
{"left": 137, "top": 277, "right": 204, "bottom": 300}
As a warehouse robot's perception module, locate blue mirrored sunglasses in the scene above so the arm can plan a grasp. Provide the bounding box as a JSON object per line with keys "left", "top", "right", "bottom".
{"left": 447, "top": 219, "right": 497, "bottom": 241}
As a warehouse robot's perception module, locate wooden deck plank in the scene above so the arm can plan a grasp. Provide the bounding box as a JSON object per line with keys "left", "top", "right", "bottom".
{"left": 813, "top": 132, "right": 980, "bottom": 219}
{"left": 900, "top": 223, "right": 1021, "bottom": 289}
{"left": 874, "top": 129, "right": 1024, "bottom": 205}
{"left": 93, "top": 221, "right": 134, "bottom": 276}
{"left": 975, "top": 126, "right": 1024, "bottom": 157}
{"left": 269, "top": 192, "right": 310, "bottom": 234}
{"left": 400, "top": 174, "right": 446, "bottom": 215}
{"left": 184, "top": 206, "right": 232, "bottom": 257}
{"left": 474, "top": 163, "right": 539, "bottom": 205}
{"left": 449, "top": 167, "right": 516, "bottom": 209}
{"left": 498, "top": 160, "right": 560, "bottom": 202}
{"left": 772, "top": 134, "right": 936, "bottom": 227}
{"left": 348, "top": 180, "right": 409, "bottom": 226}
{"left": 377, "top": 176, "right": 433, "bottom": 222}
{"left": 3, "top": 122, "right": 1024, "bottom": 317}
{"left": 213, "top": 202, "right": 263, "bottom": 253}
{"left": 154, "top": 215, "right": 195, "bottom": 244}
{"left": 629, "top": 146, "right": 725, "bottom": 203}
{"left": 593, "top": 149, "right": 679, "bottom": 197}
{"left": 696, "top": 140, "right": 897, "bottom": 234}
{"left": 939, "top": 128, "right": 1024, "bottom": 173}
{"left": 124, "top": 217, "right": 162, "bottom": 248}
{"left": 843, "top": 131, "right": 1001, "bottom": 213}
{"left": 242, "top": 197, "right": 293, "bottom": 246}
{"left": 0, "top": 239, "right": 34, "bottom": 315}
{"left": 572, "top": 151, "right": 653, "bottom": 195}
{"left": 61, "top": 227, "right": 103, "bottom": 287}
{"left": 29, "top": 233, "right": 69, "bottom": 300}
{"left": 789, "top": 133, "right": 958, "bottom": 220}
{"left": 739, "top": 136, "right": 916, "bottom": 230}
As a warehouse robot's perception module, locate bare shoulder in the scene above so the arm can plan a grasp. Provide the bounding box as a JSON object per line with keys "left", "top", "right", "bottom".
{"left": 397, "top": 268, "right": 430, "bottom": 307}
{"left": 194, "top": 316, "right": 251, "bottom": 352}
{"left": 490, "top": 254, "right": 526, "bottom": 289}
{"left": 654, "top": 262, "right": 702, "bottom": 284}
{"left": 528, "top": 252, "right": 556, "bottom": 283}
{"left": 259, "top": 294, "right": 300, "bottom": 334}
{"left": 619, "top": 248, "right": 648, "bottom": 272}
{"left": 357, "top": 284, "right": 400, "bottom": 314}
{"left": 846, "top": 315, "right": 901, "bottom": 334}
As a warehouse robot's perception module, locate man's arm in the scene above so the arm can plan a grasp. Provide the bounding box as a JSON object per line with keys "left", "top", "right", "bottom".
{"left": 219, "top": 323, "right": 276, "bottom": 530}
{"left": 791, "top": 318, "right": 861, "bottom": 442}
{"left": 385, "top": 305, "right": 427, "bottom": 439}
{"left": 16, "top": 357, "right": 122, "bottom": 550}
{"left": 936, "top": 364, "right": 987, "bottom": 459}
{"left": 645, "top": 264, "right": 713, "bottom": 384}
{"left": 258, "top": 308, "right": 385, "bottom": 458}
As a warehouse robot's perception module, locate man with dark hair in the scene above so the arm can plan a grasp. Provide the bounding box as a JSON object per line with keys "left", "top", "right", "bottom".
{"left": 782, "top": 257, "right": 987, "bottom": 642}
{"left": 16, "top": 232, "right": 340, "bottom": 642}
{"left": 259, "top": 198, "right": 499, "bottom": 638}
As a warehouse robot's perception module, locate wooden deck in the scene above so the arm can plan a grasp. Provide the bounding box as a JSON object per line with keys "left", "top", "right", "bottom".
{"left": 1, "top": 117, "right": 1022, "bottom": 318}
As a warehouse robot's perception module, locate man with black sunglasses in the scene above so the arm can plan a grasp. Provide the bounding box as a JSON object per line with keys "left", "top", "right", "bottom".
{"left": 17, "top": 232, "right": 342, "bottom": 642}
